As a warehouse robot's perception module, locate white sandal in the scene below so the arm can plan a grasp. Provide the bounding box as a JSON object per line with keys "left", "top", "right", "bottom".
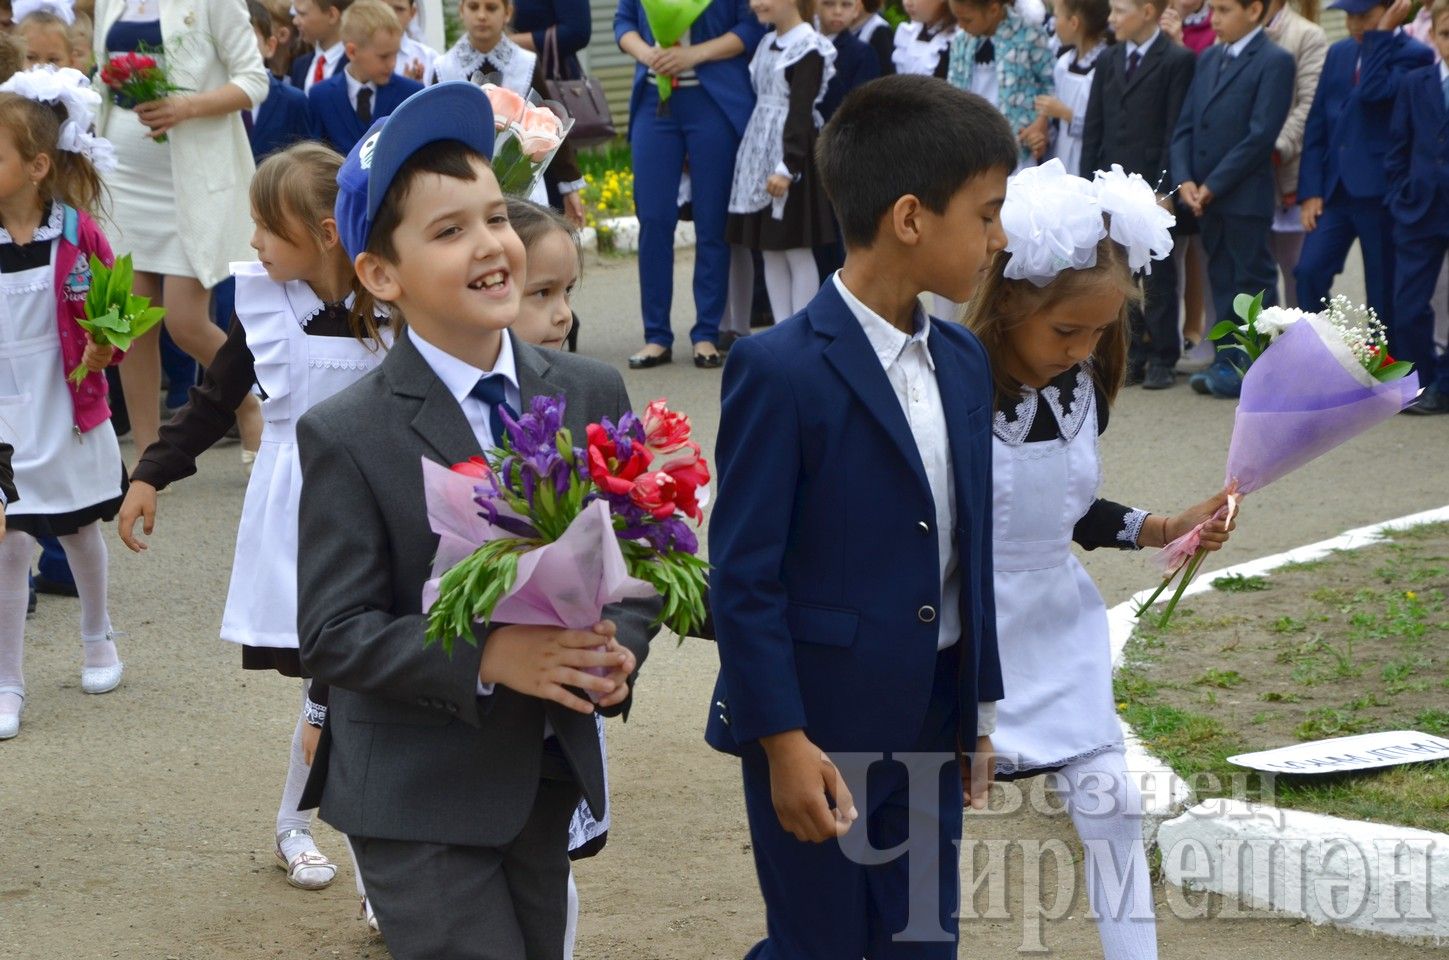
{"left": 274, "top": 829, "right": 337, "bottom": 890}
{"left": 0, "top": 690, "right": 23, "bottom": 740}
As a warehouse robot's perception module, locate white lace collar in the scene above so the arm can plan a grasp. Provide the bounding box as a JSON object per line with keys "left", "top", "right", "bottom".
{"left": 0, "top": 202, "right": 63, "bottom": 246}
{"left": 992, "top": 363, "right": 1095, "bottom": 445}
{"left": 441, "top": 34, "right": 535, "bottom": 93}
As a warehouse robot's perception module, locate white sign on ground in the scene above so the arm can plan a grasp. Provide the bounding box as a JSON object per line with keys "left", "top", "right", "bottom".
{"left": 1228, "top": 731, "right": 1449, "bottom": 774}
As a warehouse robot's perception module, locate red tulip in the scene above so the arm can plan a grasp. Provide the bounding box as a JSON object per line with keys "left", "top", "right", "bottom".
{"left": 662, "top": 455, "right": 710, "bottom": 523}
{"left": 629, "top": 471, "right": 680, "bottom": 519}
{"left": 585, "top": 423, "right": 652, "bottom": 496}
{"left": 451, "top": 456, "right": 491, "bottom": 479}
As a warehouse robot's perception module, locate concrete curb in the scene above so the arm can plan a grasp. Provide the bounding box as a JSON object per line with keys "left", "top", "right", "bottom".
{"left": 580, "top": 217, "right": 695, "bottom": 254}
{"left": 1109, "top": 504, "right": 1449, "bottom": 942}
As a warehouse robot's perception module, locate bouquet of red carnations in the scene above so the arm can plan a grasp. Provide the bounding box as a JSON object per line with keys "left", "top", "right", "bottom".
{"left": 422, "top": 396, "right": 711, "bottom": 655}
{"left": 99, "top": 49, "right": 183, "bottom": 142}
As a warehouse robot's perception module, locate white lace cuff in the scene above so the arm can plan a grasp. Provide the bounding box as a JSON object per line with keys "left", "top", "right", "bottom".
{"left": 303, "top": 698, "right": 327, "bottom": 728}
{"left": 1119, "top": 508, "right": 1150, "bottom": 550}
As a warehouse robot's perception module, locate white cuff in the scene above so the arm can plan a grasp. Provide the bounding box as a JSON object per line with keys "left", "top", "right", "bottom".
{"left": 773, "top": 162, "right": 795, "bottom": 180}
{"left": 976, "top": 701, "right": 997, "bottom": 738}
{"left": 556, "top": 178, "right": 587, "bottom": 196}
{"left": 476, "top": 680, "right": 495, "bottom": 696}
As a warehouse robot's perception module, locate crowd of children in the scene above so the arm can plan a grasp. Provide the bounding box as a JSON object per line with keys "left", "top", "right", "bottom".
{"left": 0, "top": 0, "right": 1446, "bottom": 955}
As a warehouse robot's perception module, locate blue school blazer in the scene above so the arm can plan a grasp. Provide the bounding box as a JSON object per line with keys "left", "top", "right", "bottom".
{"left": 703, "top": 280, "right": 1004, "bottom": 758}
{"left": 821, "top": 28, "right": 881, "bottom": 122}
{"left": 251, "top": 74, "right": 311, "bottom": 163}
{"left": 1298, "top": 32, "right": 1433, "bottom": 203}
{"left": 1169, "top": 30, "right": 1295, "bottom": 217}
{"left": 612, "top": 0, "right": 765, "bottom": 136}
{"left": 307, "top": 71, "right": 425, "bottom": 156}
{"left": 1384, "top": 63, "right": 1449, "bottom": 234}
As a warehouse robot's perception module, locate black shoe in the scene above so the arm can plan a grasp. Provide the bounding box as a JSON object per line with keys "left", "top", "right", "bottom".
{"left": 1404, "top": 388, "right": 1449, "bottom": 415}
{"left": 1125, "top": 362, "right": 1146, "bottom": 387}
{"left": 693, "top": 346, "right": 723, "bottom": 369}
{"left": 1142, "top": 365, "right": 1176, "bottom": 390}
{"left": 717, "top": 331, "right": 745, "bottom": 354}
{"left": 628, "top": 347, "right": 672, "bottom": 369}
{"left": 33, "top": 575, "right": 79, "bottom": 597}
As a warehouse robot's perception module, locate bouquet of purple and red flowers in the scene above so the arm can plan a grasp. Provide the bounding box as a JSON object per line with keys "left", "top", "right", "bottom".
{"left": 422, "top": 396, "right": 711, "bottom": 654}
{"left": 99, "top": 49, "right": 184, "bottom": 142}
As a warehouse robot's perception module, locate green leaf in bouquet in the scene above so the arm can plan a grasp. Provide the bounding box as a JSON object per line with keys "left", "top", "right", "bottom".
{"left": 128, "top": 301, "right": 167, "bottom": 340}
{"left": 1374, "top": 360, "right": 1414, "bottom": 383}
{"left": 85, "top": 254, "right": 110, "bottom": 319}
{"left": 1207, "top": 320, "right": 1239, "bottom": 342}
{"left": 1232, "top": 291, "right": 1262, "bottom": 325}
{"left": 107, "top": 254, "right": 134, "bottom": 308}
{"left": 86, "top": 307, "right": 126, "bottom": 338}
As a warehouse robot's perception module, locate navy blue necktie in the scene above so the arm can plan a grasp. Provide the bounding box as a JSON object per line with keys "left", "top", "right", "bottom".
{"left": 469, "top": 373, "right": 517, "bottom": 448}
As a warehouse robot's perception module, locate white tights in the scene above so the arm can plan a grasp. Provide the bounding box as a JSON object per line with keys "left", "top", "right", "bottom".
{"left": 0, "top": 523, "right": 117, "bottom": 717}
{"left": 276, "top": 679, "right": 318, "bottom": 853}
{"left": 761, "top": 248, "right": 818, "bottom": 324}
{"left": 1052, "top": 749, "right": 1158, "bottom": 960}
{"left": 722, "top": 245, "right": 755, "bottom": 338}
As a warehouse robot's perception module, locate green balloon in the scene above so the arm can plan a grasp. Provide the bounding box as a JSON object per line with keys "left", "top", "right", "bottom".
{"left": 640, "top": 0, "right": 713, "bottom": 100}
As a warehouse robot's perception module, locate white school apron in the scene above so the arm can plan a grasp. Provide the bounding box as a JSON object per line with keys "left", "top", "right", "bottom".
{"left": 0, "top": 236, "right": 122, "bottom": 519}
{"left": 220, "top": 263, "right": 391, "bottom": 648}
{"left": 990, "top": 372, "right": 1123, "bottom": 775}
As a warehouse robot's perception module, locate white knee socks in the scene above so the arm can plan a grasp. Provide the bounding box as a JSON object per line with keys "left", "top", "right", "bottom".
{"left": 761, "top": 248, "right": 819, "bottom": 323}
{"left": 723, "top": 245, "right": 755, "bottom": 338}
{"left": 0, "top": 531, "right": 35, "bottom": 716}
{"left": 277, "top": 679, "right": 317, "bottom": 858}
{"left": 1056, "top": 750, "right": 1158, "bottom": 960}
{"left": 57, "top": 523, "right": 118, "bottom": 670}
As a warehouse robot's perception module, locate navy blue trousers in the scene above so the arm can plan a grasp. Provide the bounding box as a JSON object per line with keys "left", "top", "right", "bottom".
{"left": 740, "top": 645, "right": 965, "bottom": 959}
{"left": 1201, "top": 210, "right": 1279, "bottom": 331}
{"left": 1393, "top": 220, "right": 1449, "bottom": 394}
{"left": 630, "top": 85, "right": 739, "bottom": 348}
{"left": 1295, "top": 192, "right": 1395, "bottom": 329}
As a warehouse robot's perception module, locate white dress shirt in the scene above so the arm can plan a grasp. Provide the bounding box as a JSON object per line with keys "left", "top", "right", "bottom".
{"left": 1124, "top": 28, "right": 1160, "bottom": 61}
{"left": 342, "top": 66, "right": 376, "bottom": 113}
{"left": 1225, "top": 26, "right": 1262, "bottom": 59}
{"left": 831, "top": 274, "right": 996, "bottom": 736}
{"left": 304, "top": 39, "right": 347, "bottom": 92}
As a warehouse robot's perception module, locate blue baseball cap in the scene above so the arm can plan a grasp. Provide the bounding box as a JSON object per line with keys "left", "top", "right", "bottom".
{"left": 336, "top": 82, "right": 497, "bottom": 259}
{"left": 1326, "top": 0, "right": 1383, "bottom": 13}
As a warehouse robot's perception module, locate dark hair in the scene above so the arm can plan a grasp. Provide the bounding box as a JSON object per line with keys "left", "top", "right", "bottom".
{"left": 964, "top": 237, "right": 1140, "bottom": 405}
{"left": 247, "top": 0, "right": 272, "bottom": 34}
{"left": 1222, "top": 0, "right": 1268, "bottom": 20}
{"left": 314, "top": 0, "right": 353, "bottom": 13}
{"left": 505, "top": 196, "right": 582, "bottom": 277}
{"left": 0, "top": 33, "right": 23, "bottom": 83}
{"left": 859, "top": 0, "right": 881, "bottom": 10}
{"left": 0, "top": 93, "right": 106, "bottom": 215}
{"left": 1060, "top": 0, "right": 1110, "bottom": 38}
{"left": 817, "top": 76, "right": 1017, "bottom": 249}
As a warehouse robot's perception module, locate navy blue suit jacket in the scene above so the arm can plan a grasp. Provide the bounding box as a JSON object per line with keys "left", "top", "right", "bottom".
{"left": 820, "top": 29, "right": 881, "bottom": 122}
{"left": 613, "top": 0, "right": 765, "bottom": 136}
{"left": 1298, "top": 32, "right": 1433, "bottom": 202}
{"left": 251, "top": 74, "right": 311, "bottom": 163}
{"left": 703, "top": 280, "right": 1003, "bottom": 758}
{"left": 288, "top": 49, "right": 350, "bottom": 90}
{"left": 307, "top": 71, "right": 425, "bottom": 156}
{"left": 1170, "top": 30, "right": 1295, "bottom": 217}
{"left": 1385, "top": 63, "right": 1449, "bottom": 234}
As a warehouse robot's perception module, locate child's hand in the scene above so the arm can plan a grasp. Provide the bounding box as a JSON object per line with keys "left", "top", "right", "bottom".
{"left": 1377, "top": 0, "right": 1412, "bottom": 31}
{"left": 301, "top": 722, "right": 322, "bottom": 766}
{"left": 1019, "top": 118, "right": 1049, "bottom": 159}
{"left": 1195, "top": 183, "right": 1214, "bottom": 211}
{"left": 1160, "top": 8, "right": 1183, "bottom": 43}
{"left": 1034, "top": 95, "right": 1070, "bottom": 122}
{"left": 117, "top": 480, "right": 159, "bottom": 553}
{"left": 1165, "top": 485, "right": 1240, "bottom": 551}
{"left": 82, "top": 339, "right": 115, "bottom": 373}
{"left": 591, "top": 621, "right": 638, "bottom": 710}
{"left": 1300, "top": 197, "right": 1324, "bottom": 232}
{"left": 1179, "top": 181, "right": 1204, "bottom": 216}
{"left": 562, "top": 191, "right": 586, "bottom": 229}
{"left": 479, "top": 621, "right": 630, "bottom": 713}
{"left": 760, "top": 729, "right": 859, "bottom": 843}
{"left": 403, "top": 58, "right": 426, "bottom": 81}
{"left": 964, "top": 735, "right": 995, "bottom": 810}
{"left": 765, "top": 174, "right": 791, "bottom": 198}
{"left": 0, "top": 503, "right": 6, "bottom": 544}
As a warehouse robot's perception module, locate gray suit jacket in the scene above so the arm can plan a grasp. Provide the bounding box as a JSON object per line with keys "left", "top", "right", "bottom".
{"left": 295, "top": 330, "right": 658, "bottom": 848}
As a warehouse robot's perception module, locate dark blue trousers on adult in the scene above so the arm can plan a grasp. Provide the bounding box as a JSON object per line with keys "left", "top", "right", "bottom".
{"left": 1201, "top": 210, "right": 1279, "bottom": 327}
{"left": 1393, "top": 222, "right": 1449, "bottom": 394}
{"left": 1295, "top": 192, "right": 1396, "bottom": 327}
{"left": 741, "top": 643, "right": 964, "bottom": 959}
{"left": 630, "top": 84, "right": 738, "bottom": 349}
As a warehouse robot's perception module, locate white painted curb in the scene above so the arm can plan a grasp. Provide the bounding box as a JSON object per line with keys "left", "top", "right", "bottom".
{"left": 581, "top": 216, "right": 695, "bottom": 254}
{"left": 1109, "top": 504, "right": 1449, "bottom": 941}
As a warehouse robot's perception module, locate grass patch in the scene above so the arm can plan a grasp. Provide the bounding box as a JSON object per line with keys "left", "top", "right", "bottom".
{"left": 1120, "top": 520, "right": 1449, "bottom": 832}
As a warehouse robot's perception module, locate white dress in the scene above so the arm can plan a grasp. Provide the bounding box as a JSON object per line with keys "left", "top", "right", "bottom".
{"left": 1049, "top": 45, "right": 1104, "bottom": 177}
{"left": 727, "top": 23, "right": 836, "bottom": 218}
{"left": 990, "top": 367, "right": 1141, "bottom": 775}
{"left": 0, "top": 205, "right": 123, "bottom": 527}
{"left": 892, "top": 20, "right": 954, "bottom": 76}
{"left": 219, "top": 263, "right": 392, "bottom": 648}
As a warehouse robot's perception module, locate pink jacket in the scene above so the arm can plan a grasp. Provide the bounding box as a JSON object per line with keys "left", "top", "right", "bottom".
{"left": 54, "top": 204, "right": 122, "bottom": 434}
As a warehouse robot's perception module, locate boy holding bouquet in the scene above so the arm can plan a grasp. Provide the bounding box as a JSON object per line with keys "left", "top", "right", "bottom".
{"left": 706, "top": 75, "right": 1011, "bottom": 959}
{"left": 295, "top": 83, "right": 657, "bottom": 960}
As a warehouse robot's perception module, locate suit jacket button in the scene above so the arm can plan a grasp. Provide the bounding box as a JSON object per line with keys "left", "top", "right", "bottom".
{"left": 918, "top": 605, "right": 937, "bottom": 624}
{"left": 447, "top": 703, "right": 458, "bottom": 713}
{"left": 918, "top": 521, "right": 930, "bottom": 534}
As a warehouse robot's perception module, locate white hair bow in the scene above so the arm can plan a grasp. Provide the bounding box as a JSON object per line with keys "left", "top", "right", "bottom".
{"left": 0, "top": 68, "right": 117, "bottom": 173}
{"left": 1001, "top": 158, "right": 1176, "bottom": 286}
{"left": 13, "top": 0, "right": 76, "bottom": 25}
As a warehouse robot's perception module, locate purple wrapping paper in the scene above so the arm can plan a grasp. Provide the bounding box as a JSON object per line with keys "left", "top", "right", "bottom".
{"left": 1222, "top": 316, "right": 1420, "bottom": 496}
{"left": 420, "top": 457, "right": 656, "bottom": 631}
